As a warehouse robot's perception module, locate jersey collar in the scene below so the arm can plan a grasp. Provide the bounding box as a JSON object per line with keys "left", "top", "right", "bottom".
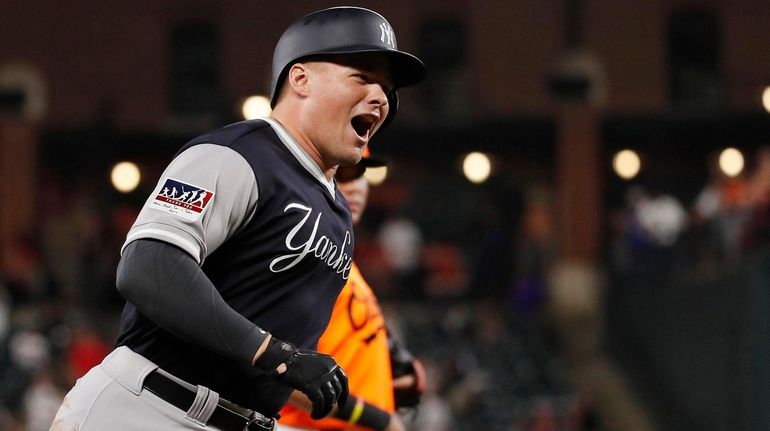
{"left": 261, "top": 117, "right": 336, "bottom": 199}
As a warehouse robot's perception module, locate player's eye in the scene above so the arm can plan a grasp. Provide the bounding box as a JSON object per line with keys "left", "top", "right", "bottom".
{"left": 353, "top": 73, "right": 392, "bottom": 94}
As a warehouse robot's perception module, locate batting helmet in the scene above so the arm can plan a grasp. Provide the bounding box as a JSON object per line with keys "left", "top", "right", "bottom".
{"left": 270, "top": 6, "right": 425, "bottom": 128}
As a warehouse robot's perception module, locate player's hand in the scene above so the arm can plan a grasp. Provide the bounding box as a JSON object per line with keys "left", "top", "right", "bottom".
{"left": 389, "top": 339, "right": 425, "bottom": 409}
{"left": 282, "top": 348, "right": 348, "bottom": 419}
{"left": 254, "top": 337, "right": 348, "bottom": 419}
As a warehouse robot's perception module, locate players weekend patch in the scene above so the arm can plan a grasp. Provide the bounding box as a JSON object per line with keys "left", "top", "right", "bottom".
{"left": 149, "top": 178, "right": 214, "bottom": 221}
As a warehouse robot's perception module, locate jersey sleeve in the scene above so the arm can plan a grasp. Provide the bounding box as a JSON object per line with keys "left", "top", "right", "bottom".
{"left": 121, "top": 144, "right": 258, "bottom": 264}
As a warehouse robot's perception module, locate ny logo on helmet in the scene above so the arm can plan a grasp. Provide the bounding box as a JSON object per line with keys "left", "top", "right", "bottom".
{"left": 380, "top": 22, "right": 395, "bottom": 48}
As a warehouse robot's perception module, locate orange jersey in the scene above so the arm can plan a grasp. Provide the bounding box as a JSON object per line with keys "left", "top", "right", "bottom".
{"left": 279, "top": 263, "right": 394, "bottom": 430}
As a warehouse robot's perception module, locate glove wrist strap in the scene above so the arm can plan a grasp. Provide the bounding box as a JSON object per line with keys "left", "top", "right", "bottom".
{"left": 253, "top": 337, "right": 295, "bottom": 373}
{"left": 334, "top": 395, "right": 358, "bottom": 421}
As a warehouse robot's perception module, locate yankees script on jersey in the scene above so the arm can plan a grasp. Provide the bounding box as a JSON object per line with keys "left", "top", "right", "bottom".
{"left": 116, "top": 118, "right": 354, "bottom": 416}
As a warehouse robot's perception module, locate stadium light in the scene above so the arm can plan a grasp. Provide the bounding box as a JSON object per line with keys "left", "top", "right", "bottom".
{"left": 364, "top": 166, "right": 388, "bottom": 185}
{"left": 111, "top": 161, "right": 141, "bottom": 193}
{"left": 612, "top": 149, "right": 641, "bottom": 180}
{"left": 762, "top": 87, "right": 770, "bottom": 113}
{"left": 463, "top": 152, "right": 492, "bottom": 184}
{"left": 241, "top": 95, "right": 272, "bottom": 120}
{"left": 719, "top": 147, "right": 744, "bottom": 177}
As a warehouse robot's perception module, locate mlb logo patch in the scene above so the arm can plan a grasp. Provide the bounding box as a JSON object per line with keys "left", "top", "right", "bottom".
{"left": 149, "top": 178, "right": 214, "bottom": 221}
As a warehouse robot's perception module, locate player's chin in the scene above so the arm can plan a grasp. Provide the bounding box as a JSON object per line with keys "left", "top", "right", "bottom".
{"left": 340, "top": 142, "right": 365, "bottom": 165}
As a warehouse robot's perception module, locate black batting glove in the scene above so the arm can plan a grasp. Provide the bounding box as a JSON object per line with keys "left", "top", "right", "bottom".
{"left": 255, "top": 337, "right": 348, "bottom": 419}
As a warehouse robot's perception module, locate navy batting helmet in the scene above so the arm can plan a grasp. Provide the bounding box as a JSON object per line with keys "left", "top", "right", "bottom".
{"left": 270, "top": 6, "right": 425, "bottom": 128}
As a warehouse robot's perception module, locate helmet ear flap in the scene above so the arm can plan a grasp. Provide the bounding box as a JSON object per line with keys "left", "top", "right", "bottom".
{"left": 380, "top": 90, "right": 399, "bottom": 130}
{"left": 270, "top": 71, "right": 287, "bottom": 108}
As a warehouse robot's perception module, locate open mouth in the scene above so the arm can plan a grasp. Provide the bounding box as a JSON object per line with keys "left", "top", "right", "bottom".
{"left": 351, "top": 115, "right": 376, "bottom": 140}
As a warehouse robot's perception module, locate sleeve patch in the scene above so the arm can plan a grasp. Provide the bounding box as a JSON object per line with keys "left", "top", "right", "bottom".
{"left": 149, "top": 178, "right": 215, "bottom": 221}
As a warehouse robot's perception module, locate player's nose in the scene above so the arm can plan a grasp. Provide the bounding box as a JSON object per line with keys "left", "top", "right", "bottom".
{"left": 367, "top": 85, "right": 389, "bottom": 120}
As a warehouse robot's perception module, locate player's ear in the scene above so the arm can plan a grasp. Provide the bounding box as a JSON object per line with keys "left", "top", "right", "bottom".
{"left": 285, "top": 63, "right": 311, "bottom": 99}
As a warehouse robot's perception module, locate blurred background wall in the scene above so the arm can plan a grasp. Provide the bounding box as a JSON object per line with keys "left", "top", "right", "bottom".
{"left": 1, "top": 1, "right": 770, "bottom": 430}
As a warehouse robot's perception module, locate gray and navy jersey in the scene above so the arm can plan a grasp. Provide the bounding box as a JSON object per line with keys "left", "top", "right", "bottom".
{"left": 115, "top": 118, "right": 354, "bottom": 415}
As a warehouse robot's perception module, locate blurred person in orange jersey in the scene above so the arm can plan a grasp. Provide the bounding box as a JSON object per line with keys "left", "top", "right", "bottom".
{"left": 277, "top": 150, "right": 425, "bottom": 431}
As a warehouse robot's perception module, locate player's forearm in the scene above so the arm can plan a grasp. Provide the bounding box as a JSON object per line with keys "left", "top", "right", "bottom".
{"left": 116, "top": 239, "right": 268, "bottom": 364}
{"left": 333, "top": 394, "right": 392, "bottom": 430}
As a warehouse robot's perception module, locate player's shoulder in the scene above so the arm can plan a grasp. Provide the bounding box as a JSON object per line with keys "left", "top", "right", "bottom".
{"left": 217, "top": 118, "right": 272, "bottom": 134}
{"left": 180, "top": 119, "right": 276, "bottom": 154}
{"left": 200, "top": 119, "right": 273, "bottom": 143}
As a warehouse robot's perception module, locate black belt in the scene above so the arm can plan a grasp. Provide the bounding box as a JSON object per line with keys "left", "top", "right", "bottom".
{"left": 143, "top": 369, "right": 275, "bottom": 431}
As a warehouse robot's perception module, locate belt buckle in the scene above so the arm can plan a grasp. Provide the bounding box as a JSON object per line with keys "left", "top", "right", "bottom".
{"left": 244, "top": 412, "right": 274, "bottom": 431}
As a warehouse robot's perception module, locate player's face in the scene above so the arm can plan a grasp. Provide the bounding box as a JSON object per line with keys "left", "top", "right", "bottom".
{"left": 337, "top": 175, "right": 369, "bottom": 225}
{"left": 304, "top": 54, "right": 393, "bottom": 168}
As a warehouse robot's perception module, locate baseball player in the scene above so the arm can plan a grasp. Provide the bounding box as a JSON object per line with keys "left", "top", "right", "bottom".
{"left": 49, "top": 6, "right": 424, "bottom": 431}
{"left": 276, "top": 152, "right": 426, "bottom": 431}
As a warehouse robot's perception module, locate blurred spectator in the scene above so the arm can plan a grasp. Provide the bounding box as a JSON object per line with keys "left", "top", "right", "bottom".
{"left": 511, "top": 186, "right": 556, "bottom": 316}
{"left": 611, "top": 186, "right": 687, "bottom": 282}
{"left": 40, "top": 183, "right": 102, "bottom": 303}
{"left": 410, "top": 358, "right": 453, "bottom": 431}
{"left": 629, "top": 186, "right": 688, "bottom": 248}
{"left": 378, "top": 216, "right": 425, "bottom": 298}
{"left": 2, "top": 237, "right": 51, "bottom": 307}
{"left": 745, "top": 147, "right": 770, "bottom": 207}
{"left": 741, "top": 146, "right": 770, "bottom": 251}
{"left": 378, "top": 216, "right": 423, "bottom": 274}
{"left": 422, "top": 242, "right": 469, "bottom": 298}
{"left": 1, "top": 327, "right": 64, "bottom": 429}
{"left": 9, "top": 330, "right": 49, "bottom": 371}
{"left": 65, "top": 322, "right": 110, "bottom": 382}
{"left": 691, "top": 154, "right": 751, "bottom": 262}
{"left": 22, "top": 367, "right": 65, "bottom": 431}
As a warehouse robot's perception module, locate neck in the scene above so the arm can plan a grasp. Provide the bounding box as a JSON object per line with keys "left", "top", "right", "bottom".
{"left": 270, "top": 108, "right": 337, "bottom": 181}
